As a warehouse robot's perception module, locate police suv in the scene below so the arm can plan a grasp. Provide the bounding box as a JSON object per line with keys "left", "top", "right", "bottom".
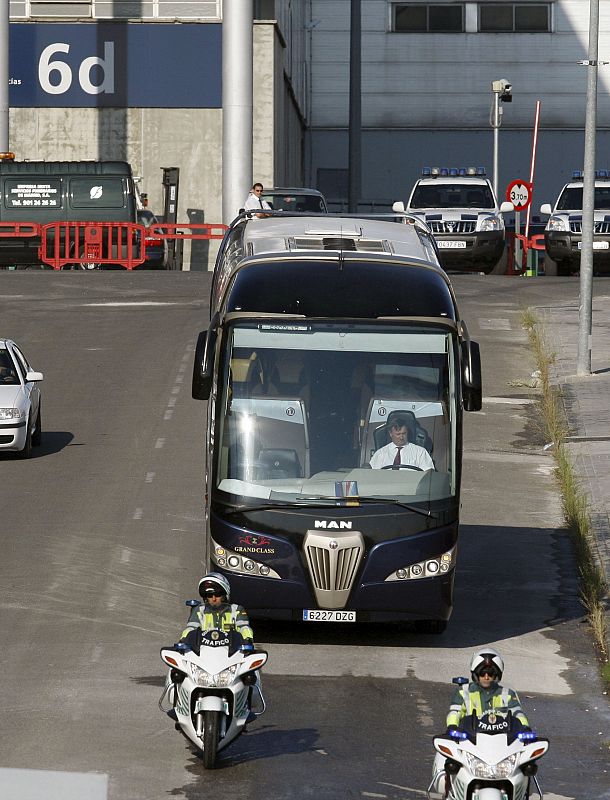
{"left": 540, "top": 170, "right": 610, "bottom": 276}
{"left": 393, "top": 167, "right": 513, "bottom": 274}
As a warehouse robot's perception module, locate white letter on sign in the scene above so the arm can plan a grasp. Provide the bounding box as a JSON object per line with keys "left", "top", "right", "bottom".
{"left": 79, "top": 42, "right": 115, "bottom": 95}
{"left": 39, "top": 43, "right": 72, "bottom": 95}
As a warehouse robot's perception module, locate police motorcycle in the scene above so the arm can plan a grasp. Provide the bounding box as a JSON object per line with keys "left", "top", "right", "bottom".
{"left": 159, "top": 609, "right": 267, "bottom": 769}
{"left": 428, "top": 682, "right": 549, "bottom": 800}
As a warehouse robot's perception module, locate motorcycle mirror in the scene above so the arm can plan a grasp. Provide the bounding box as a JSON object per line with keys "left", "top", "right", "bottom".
{"left": 452, "top": 676, "right": 469, "bottom": 685}
{"left": 185, "top": 599, "right": 200, "bottom": 607}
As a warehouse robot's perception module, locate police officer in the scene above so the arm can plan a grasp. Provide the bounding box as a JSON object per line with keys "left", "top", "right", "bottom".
{"left": 446, "top": 648, "right": 529, "bottom": 729}
{"left": 180, "top": 572, "right": 259, "bottom": 722}
{"left": 181, "top": 572, "right": 254, "bottom": 646}
{"left": 431, "top": 649, "right": 530, "bottom": 797}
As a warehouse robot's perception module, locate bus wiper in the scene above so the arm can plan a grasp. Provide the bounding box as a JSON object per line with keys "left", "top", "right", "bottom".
{"left": 223, "top": 497, "right": 436, "bottom": 518}
{"left": 353, "top": 495, "right": 437, "bottom": 518}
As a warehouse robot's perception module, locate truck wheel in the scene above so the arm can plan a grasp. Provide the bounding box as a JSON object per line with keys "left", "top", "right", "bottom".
{"left": 557, "top": 259, "right": 575, "bottom": 277}
{"left": 543, "top": 255, "right": 558, "bottom": 276}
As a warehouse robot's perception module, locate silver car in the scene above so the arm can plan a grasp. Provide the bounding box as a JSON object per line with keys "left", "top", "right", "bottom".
{"left": 0, "top": 338, "right": 43, "bottom": 458}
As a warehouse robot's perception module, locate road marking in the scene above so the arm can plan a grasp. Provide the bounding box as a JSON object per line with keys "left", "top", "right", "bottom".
{"left": 155, "top": 438, "right": 165, "bottom": 448}
{"left": 83, "top": 301, "right": 200, "bottom": 307}
{"left": 171, "top": 385, "right": 181, "bottom": 394}
{"left": 482, "top": 396, "right": 534, "bottom": 405}
{"left": 478, "top": 318, "right": 512, "bottom": 330}
{"left": 167, "top": 396, "right": 177, "bottom": 407}
{"left": 133, "top": 508, "right": 143, "bottom": 520}
{"left": 164, "top": 410, "right": 174, "bottom": 420}
{"left": 0, "top": 768, "right": 107, "bottom": 799}
{"left": 145, "top": 472, "right": 155, "bottom": 483}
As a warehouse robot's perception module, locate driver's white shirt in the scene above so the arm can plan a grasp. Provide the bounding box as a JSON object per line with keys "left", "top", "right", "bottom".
{"left": 244, "top": 193, "right": 271, "bottom": 211}
{"left": 369, "top": 442, "right": 435, "bottom": 471}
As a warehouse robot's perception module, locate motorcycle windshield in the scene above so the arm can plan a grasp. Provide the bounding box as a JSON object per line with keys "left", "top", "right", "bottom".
{"left": 214, "top": 321, "right": 458, "bottom": 507}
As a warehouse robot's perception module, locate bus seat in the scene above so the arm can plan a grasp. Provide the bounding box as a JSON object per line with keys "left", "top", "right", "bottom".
{"left": 372, "top": 409, "right": 433, "bottom": 455}
{"left": 257, "top": 448, "right": 302, "bottom": 479}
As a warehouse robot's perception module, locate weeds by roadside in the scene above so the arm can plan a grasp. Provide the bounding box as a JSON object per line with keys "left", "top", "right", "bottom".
{"left": 521, "top": 309, "right": 609, "bottom": 680}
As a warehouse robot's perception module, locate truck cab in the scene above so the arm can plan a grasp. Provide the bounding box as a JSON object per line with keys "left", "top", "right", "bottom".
{"left": 393, "top": 167, "right": 513, "bottom": 274}
{"left": 540, "top": 170, "right": 610, "bottom": 275}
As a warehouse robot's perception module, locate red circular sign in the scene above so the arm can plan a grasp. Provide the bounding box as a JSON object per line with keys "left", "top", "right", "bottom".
{"left": 506, "top": 180, "right": 532, "bottom": 212}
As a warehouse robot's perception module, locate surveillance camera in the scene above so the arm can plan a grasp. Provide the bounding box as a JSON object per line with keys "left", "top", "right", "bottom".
{"left": 491, "top": 79, "right": 511, "bottom": 93}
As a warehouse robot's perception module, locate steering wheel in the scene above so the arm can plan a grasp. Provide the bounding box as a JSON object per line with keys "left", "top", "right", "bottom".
{"left": 381, "top": 464, "right": 423, "bottom": 471}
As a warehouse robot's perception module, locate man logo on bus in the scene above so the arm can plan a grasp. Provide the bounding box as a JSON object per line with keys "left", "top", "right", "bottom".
{"left": 314, "top": 520, "right": 353, "bottom": 529}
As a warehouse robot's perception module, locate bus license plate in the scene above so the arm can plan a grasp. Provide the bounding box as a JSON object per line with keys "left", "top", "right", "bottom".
{"left": 437, "top": 240, "right": 466, "bottom": 249}
{"left": 303, "top": 610, "right": 356, "bottom": 622}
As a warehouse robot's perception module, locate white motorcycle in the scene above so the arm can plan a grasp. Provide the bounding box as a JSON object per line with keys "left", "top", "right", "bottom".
{"left": 428, "top": 708, "right": 549, "bottom": 800}
{"left": 159, "top": 624, "right": 267, "bottom": 769}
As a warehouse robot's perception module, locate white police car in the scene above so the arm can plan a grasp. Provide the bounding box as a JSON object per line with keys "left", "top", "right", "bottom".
{"left": 540, "top": 170, "right": 610, "bottom": 276}
{"left": 393, "top": 167, "right": 513, "bottom": 274}
{"left": 0, "top": 338, "right": 43, "bottom": 458}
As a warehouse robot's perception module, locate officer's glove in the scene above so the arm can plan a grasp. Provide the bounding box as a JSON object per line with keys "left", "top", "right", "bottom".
{"left": 520, "top": 725, "right": 532, "bottom": 732}
{"left": 445, "top": 725, "right": 458, "bottom": 735}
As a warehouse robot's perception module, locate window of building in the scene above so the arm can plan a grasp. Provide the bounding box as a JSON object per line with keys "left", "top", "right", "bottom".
{"left": 479, "top": 4, "right": 550, "bottom": 32}
{"left": 393, "top": 4, "right": 465, "bottom": 33}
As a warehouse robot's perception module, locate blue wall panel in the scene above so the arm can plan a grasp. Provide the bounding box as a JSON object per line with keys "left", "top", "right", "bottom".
{"left": 9, "top": 23, "right": 221, "bottom": 108}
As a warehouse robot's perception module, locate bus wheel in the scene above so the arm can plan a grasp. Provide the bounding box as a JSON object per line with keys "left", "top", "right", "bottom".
{"left": 414, "top": 619, "right": 447, "bottom": 634}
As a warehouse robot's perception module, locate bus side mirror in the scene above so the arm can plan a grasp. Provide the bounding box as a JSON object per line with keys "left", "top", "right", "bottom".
{"left": 461, "top": 340, "right": 482, "bottom": 412}
{"left": 192, "top": 316, "right": 218, "bottom": 400}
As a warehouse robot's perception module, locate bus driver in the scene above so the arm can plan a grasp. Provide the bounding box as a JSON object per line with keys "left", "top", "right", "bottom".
{"left": 369, "top": 415, "right": 435, "bottom": 471}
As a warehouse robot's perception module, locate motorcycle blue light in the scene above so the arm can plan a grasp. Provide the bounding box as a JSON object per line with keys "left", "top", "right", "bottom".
{"left": 476, "top": 166, "right": 486, "bottom": 175}
{"left": 422, "top": 167, "right": 431, "bottom": 176}
{"left": 449, "top": 729, "right": 468, "bottom": 739}
{"left": 518, "top": 731, "right": 537, "bottom": 740}
{"left": 449, "top": 168, "right": 458, "bottom": 177}
{"left": 572, "top": 170, "right": 583, "bottom": 179}
{"left": 440, "top": 168, "right": 449, "bottom": 177}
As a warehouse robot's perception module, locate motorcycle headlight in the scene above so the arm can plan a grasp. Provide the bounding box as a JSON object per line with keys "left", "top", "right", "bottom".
{"left": 465, "top": 752, "right": 517, "bottom": 779}
{"left": 0, "top": 408, "right": 25, "bottom": 420}
{"left": 479, "top": 215, "right": 503, "bottom": 232}
{"left": 187, "top": 662, "right": 237, "bottom": 688}
{"left": 547, "top": 216, "right": 568, "bottom": 231}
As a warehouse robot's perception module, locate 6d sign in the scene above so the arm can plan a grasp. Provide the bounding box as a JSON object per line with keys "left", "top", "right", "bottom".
{"left": 506, "top": 180, "right": 533, "bottom": 212}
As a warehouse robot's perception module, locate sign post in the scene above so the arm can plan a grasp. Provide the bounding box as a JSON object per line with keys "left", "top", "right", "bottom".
{"left": 506, "top": 179, "right": 532, "bottom": 274}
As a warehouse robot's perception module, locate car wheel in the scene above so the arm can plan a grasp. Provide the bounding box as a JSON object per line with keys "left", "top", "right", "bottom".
{"left": 17, "top": 418, "right": 33, "bottom": 459}
{"left": 556, "top": 259, "right": 575, "bottom": 277}
{"left": 32, "top": 405, "right": 42, "bottom": 447}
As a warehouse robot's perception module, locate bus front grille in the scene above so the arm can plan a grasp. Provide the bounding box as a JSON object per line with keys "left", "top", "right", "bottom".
{"left": 303, "top": 530, "right": 364, "bottom": 609}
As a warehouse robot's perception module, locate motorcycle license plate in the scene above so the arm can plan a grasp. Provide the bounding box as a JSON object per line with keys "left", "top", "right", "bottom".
{"left": 303, "top": 609, "right": 356, "bottom": 622}
{"left": 437, "top": 240, "right": 466, "bottom": 249}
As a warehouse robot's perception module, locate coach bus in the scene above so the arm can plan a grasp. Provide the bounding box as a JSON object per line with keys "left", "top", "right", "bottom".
{"left": 192, "top": 212, "right": 481, "bottom": 632}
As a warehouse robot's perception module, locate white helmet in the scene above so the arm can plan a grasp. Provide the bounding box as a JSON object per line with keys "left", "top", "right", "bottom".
{"left": 470, "top": 648, "right": 504, "bottom": 681}
{"left": 198, "top": 572, "right": 231, "bottom": 601}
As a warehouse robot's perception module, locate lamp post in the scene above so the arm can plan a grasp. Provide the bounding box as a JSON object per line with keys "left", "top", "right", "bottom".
{"left": 490, "top": 79, "right": 512, "bottom": 199}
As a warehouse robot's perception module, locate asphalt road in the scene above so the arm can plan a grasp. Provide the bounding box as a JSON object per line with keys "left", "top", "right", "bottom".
{"left": 0, "top": 272, "right": 608, "bottom": 800}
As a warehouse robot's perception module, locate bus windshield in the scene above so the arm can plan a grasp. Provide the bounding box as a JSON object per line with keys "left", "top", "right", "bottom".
{"left": 214, "top": 322, "right": 457, "bottom": 507}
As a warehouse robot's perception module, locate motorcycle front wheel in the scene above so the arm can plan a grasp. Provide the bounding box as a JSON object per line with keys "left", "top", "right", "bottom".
{"left": 202, "top": 710, "right": 220, "bottom": 769}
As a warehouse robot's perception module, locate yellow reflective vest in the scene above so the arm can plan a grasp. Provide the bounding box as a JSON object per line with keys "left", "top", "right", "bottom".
{"left": 446, "top": 681, "right": 529, "bottom": 727}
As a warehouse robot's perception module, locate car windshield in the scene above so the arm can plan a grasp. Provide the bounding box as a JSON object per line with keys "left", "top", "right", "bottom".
{"left": 556, "top": 186, "right": 610, "bottom": 211}
{"left": 261, "top": 193, "right": 326, "bottom": 212}
{"left": 410, "top": 183, "right": 495, "bottom": 209}
{"left": 0, "top": 347, "right": 19, "bottom": 385}
{"left": 213, "top": 322, "right": 458, "bottom": 508}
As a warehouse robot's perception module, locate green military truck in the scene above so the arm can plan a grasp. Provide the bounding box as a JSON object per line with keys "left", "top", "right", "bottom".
{"left": 0, "top": 160, "right": 138, "bottom": 268}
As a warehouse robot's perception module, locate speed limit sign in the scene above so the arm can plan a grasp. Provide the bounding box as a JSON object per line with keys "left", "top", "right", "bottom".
{"left": 506, "top": 179, "right": 532, "bottom": 211}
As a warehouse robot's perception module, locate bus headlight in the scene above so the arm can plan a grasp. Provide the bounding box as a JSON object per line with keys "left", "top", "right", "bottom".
{"left": 211, "top": 538, "right": 281, "bottom": 579}
{"left": 385, "top": 546, "right": 456, "bottom": 581}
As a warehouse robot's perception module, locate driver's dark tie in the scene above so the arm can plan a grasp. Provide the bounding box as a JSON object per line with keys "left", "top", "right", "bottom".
{"left": 393, "top": 446, "right": 403, "bottom": 466}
